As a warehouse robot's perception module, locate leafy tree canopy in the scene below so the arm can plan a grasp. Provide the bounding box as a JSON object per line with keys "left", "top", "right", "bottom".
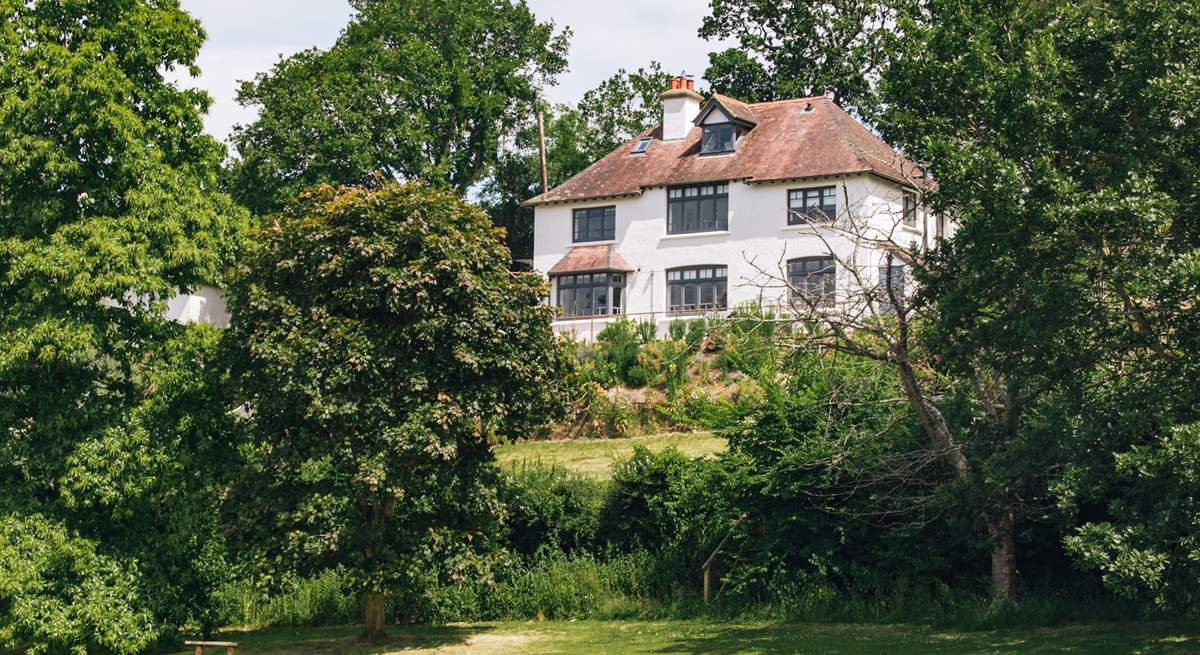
{"left": 0, "top": 0, "right": 246, "bottom": 637}
{"left": 699, "top": 0, "right": 914, "bottom": 117}
{"left": 480, "top": 63, "right": 672, "bottom": 261}
{"left": 225, "top": 182, "right": 573, "bottom": 636}
{"left": 0, "top": 514, "right": 158, "bottom": 655}
{"left": 226, "top": 0, "right": 570, "bottom": 216}
{"left": 881, "top": 0, "right": 1200, "bottom": 609}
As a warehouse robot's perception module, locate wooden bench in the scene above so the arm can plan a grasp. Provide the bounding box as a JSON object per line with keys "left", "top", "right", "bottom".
{"left": 184, "top": 640, "right": 238, "bottom": 655}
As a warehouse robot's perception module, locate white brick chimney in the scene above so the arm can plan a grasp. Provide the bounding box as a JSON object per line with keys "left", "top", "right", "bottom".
{"left": 661, "top": 75, "right": 702, "bottom": 141}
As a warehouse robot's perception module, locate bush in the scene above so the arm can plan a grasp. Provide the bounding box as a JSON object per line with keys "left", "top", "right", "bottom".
{"left": 713, "top": 305, "right": 780, "bottom": 376}
{"left": 592, "top": 319, "right": 646, "bottom": 387}
{"left": 0, "top": 515, "right": 158, "bottom": 655}
{"left": 501, "top": 465, "right": 605, "bottom": 557}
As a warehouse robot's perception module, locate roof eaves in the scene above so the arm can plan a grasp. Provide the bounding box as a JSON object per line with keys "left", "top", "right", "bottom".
{"left": 522, "top": 190, "right": 643, "bottom": 208}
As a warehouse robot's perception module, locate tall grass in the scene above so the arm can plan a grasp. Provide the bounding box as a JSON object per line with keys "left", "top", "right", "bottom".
{"left": 213, "top": 569, "right": 360, "bottom": 628}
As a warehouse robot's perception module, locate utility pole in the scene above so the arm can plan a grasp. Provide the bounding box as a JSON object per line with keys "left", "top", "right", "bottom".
{"left": 536, "top": 111, "right": 549, "bottom": 194}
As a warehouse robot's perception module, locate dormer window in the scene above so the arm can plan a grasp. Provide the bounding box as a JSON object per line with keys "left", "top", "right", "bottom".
{"left": 632, "top": 137, "right": 652, "bottom": 154}
{"left": 694, "top": 94, "right": 757, "bottom": 155}
{"left": 701, "top": 124, "right": 735, "bottom": 154}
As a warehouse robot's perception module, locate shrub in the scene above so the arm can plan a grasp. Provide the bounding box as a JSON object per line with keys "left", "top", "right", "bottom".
{"left": 713, "top": 305, "right": 780, "bottom": 376}
{"left": 593, "top": 319, "right": 645, "bottom": 387}
{"left": 500, "top": 465, "right": 605, "bottom": 557}
{"left": 0, "top": 515, "right": 158, "bottom": 655}
{"left": 637, "top": 339, "right": 692, "bottom": 396}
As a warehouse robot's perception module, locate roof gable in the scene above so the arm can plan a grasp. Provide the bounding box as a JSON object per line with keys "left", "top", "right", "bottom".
{"left": 694, "top": 93, "right": 757, "bottom": 128}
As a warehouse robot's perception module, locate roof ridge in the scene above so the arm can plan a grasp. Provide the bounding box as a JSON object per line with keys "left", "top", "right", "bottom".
{"left": 747, "top": 95, "right": 830, "bottom": 108}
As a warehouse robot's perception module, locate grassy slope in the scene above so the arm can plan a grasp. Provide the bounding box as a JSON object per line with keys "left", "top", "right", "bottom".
{"left": 494, "top": 432, "right": 727, "bottom": 479}
{"left": 176, "top": 621, "right": 1200, "bottom": 654}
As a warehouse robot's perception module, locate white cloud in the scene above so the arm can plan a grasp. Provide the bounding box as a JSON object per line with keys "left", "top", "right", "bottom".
{"left": 171, "top": 0, "right": 727, "bottom": 143}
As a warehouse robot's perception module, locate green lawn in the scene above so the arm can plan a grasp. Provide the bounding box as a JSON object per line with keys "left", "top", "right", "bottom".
{"left": 175, "top": 620, "right": 1200, "bottom": 654}
{"left": 494, "top": 431, "right": 727, "bottom": 479}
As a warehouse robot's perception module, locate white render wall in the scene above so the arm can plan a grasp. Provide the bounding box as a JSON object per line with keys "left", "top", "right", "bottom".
{"left": 533, "top": 173, "right": 935, "bottom": 339}
{"left": 163, "top": 285, "right": 230, "bottom": 328}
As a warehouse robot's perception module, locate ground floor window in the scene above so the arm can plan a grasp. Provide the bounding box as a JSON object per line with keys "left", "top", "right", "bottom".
{"left": 667, "top": 265, "right": 728, "bottom": 313}
{"left": 555, "top": 272, "right": 625, "bottom": 317}
{"left": 788, "top": 257, "right": 836, "bottom": 304}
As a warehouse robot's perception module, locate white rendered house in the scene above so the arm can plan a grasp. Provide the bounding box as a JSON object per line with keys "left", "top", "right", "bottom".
{"left": 527, "top": 77, "right": 947, "bottom": 340}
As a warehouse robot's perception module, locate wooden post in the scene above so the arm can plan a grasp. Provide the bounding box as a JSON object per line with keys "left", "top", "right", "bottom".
{"left": 194, "top": 647, "right": 203, "bottom": 655}
{"left": 700, "top": 513, "right": 747, "bottom": 604}
{"left": 536, "top": 111, "right": 549, "bottom": 194}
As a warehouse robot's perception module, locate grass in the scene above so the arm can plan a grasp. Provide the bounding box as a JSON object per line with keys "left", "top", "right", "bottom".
{"left": 494, "top": 431, "right": 727, "bottom": 479}
{"left": 174, "top": 620, "right": 1200, "bottom": 654}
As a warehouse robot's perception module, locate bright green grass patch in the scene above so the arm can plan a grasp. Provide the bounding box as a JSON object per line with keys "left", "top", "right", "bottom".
{"left": 495, "top": 432, "right": 727, "bottom": 479}
{"left": 175, "top": 620, "right": 1200, "bottom": 654}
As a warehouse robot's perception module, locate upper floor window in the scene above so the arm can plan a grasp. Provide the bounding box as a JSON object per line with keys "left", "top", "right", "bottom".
{"left": 573, "top": 206, "right": 615, "bottom": 242}
{"left": 788, "top": 186, "right": 837, "bottom": 224}
{"left": 667, "top": 183, "right": 729, "bottom": 234}
{"left": 632, "top": 137, "right": 652, "bottom": 154}
{"left": 701, "top": 124, "right": 736, "bottom": 154}
{"left": 788, "top": 257, "right": 836, "bottom": 304}
{"left": 667, "top": 265, "right": 728, "bottom": 313}
{"left": 902, "top": 192, "right": 918, "bottom": 228}
{"left": 555, "top": 272, "right": 625, "bottom": 317}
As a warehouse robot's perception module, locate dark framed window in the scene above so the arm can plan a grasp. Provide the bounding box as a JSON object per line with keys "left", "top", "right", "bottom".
{"left": 902, "top": 192, "right": 918, "bottom": 227}
{"left": 667, "top": 265, "right": 728, "bottom": 313}
{"left": 787, "top": 186, "right": 837, "bottom": 224}
{"left": 701, "top": 123, "right": 735, "bottom": 154}
{"left": 788, "top": 257, "right": 836, "bottom": 304}
{"left": 573, "top": 206, "right": 616, "bottom": 242}
{"left": 555, "top": 272, "right": 625, "bottom": 317}
{"left": 667, "top": 183, "right": 729, "bottom": 234}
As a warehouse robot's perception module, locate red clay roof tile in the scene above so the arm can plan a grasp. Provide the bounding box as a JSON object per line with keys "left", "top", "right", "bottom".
{"left": 526, "top": 96, "right": 924, "bottom": 206}
{"left": 703, "top": 93, "right": 758, "bottom": 126}
{"left": 546, "top": 244, "right": 634, "bottom": 275}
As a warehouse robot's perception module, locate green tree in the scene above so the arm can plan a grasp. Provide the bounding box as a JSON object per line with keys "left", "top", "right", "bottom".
{"left": 0, "top": 0, "right": 246, "bottom": 641}
{"left": 574, "top": 62, "right": 673, "bottom": 161}
{"left": 699, "top": 0, "right": 914, "bottom": 116}
{"left": 226, "top": 0, "right": 569, "bottom": 216}
{"left": 225, "top": 182, "right": 572, "bottom": 637}
{"left": 480, "top": 63, "right": 671, "bottom": 260}
{"left": 878, "top": 0, "right": 1200, "bottom": 606}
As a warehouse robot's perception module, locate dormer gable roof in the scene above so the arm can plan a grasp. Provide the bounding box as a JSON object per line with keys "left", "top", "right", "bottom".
{"left": 694, "top": 93, "right": 758, "bottom": 128}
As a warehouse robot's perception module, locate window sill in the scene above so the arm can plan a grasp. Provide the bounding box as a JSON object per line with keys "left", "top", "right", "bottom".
{"left": 781, "top": 223, "right": 834, "bottom": 233}
{"left": 660, "top": 230, "right": 730, "bottom": 241}
{"left": 553, "top": 314, "right": 624, "bottom": 323}
{"left": 570, "top": 239, "right": 617, "bottom": 246}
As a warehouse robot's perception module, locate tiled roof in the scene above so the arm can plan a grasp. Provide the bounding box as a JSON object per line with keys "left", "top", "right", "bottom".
{"left": 526, "top": 96, "right": 925, "bottom": 206}
{"left": 547, "top": 244, "right": 634, "bottom": 275}
{"left": 705, "top": 93, "right": 758, "bottom": 126}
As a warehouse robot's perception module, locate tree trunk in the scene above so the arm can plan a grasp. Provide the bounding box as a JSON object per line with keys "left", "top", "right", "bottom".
{"left": 987, "top": 510, "right": 1018, "bottom": 607}
{"left": 361, "top": 590, "right": 387, "bottom": 639}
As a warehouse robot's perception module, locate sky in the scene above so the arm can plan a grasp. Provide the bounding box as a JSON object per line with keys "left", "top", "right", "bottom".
{"left": 172, "top": 0, "right": 728, "bottom": 144}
